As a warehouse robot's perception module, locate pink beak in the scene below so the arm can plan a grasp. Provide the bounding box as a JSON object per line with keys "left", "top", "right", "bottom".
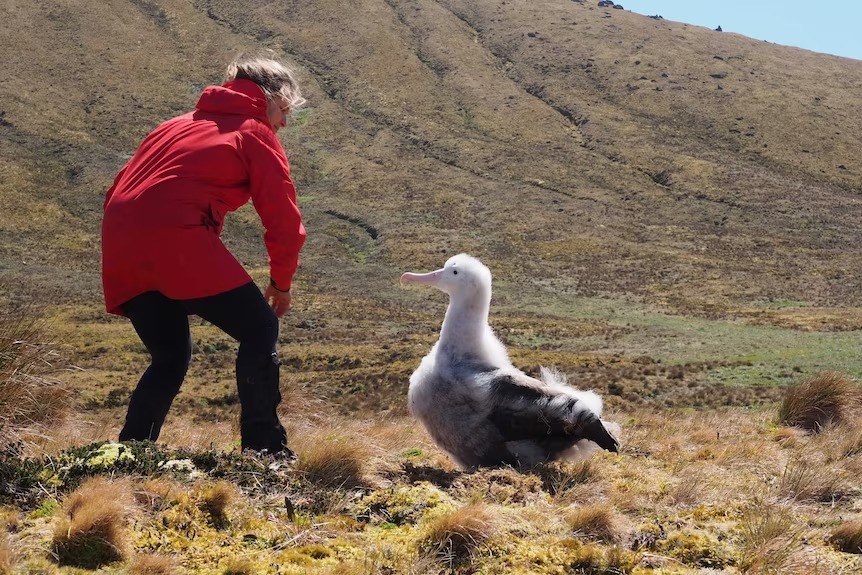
{"left": 400, "top": 269, "right": 443, "bottom": 287}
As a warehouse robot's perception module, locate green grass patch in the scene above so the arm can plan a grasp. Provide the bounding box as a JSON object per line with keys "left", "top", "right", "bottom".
{"left": 498, "top": 290, "right": 862, "bottom": 388}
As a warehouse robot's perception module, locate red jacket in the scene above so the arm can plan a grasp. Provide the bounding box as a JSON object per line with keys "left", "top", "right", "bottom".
{"left": 101, "top": 79, "right": 306, "bottom": 315}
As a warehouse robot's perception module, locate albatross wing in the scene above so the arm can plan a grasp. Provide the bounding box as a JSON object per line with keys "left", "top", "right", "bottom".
{"left": 486, "top": 369, "right": 620, "bottom": 457}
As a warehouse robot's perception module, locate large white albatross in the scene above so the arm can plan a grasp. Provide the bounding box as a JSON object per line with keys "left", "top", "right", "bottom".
{"left": 401, "top": 254, "right": 620, "bottom": 470}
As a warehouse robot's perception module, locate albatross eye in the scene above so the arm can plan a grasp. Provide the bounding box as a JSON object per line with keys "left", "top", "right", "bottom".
{"left": 452, "top": 270, "right": 458, "bottom": 275}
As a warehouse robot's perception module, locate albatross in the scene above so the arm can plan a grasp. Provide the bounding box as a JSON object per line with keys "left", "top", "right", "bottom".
{"left": 401, "top": 254, "right": 620, "bottom": 470}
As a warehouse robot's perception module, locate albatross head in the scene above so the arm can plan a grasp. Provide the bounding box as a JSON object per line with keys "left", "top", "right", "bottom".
{"left": 400, "top": 253, "right": 492, "bottom": 299}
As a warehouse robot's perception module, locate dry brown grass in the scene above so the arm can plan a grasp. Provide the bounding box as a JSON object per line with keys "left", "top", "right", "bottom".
{"left": 336, "top": 550, "right": 442, "bottom": 575}
{"left": 199, "top": 481, "right": 236, "bottom": 528}
{"left": 0, "top": 312, "right": 71, "bottom": 443}
{"left": 293, "top": 431, "right": 370, "bottom": 489}
{"left": 772, "top": 425, "right": 805, "bottom": 446}
{"left": 278, "top": 375, "right": 336, "bottom": 426}
{"left": 565, "top": 502, "right": 625, "bottom": 543}
{"left": 777, "top": 372, "right": 861, "bottom": 432}
{"left": 131, "top": 553, "right": 178, "bottom": 575}
{"left": 828, "top": 520, "right": 862, "bottom": 555}
{"left": 777, "top": 458, "right": 850, "bottom": 503}
{"left": 51, "top": 477, "right": 133, "bottom": 569}
{"left": 421, "top": 503, "right": 497, "bottom": 565}
{"left": 135, "top": 478, "right": 180, "bottom": 511}
{"left": 737, "top": 501, "right": 802, "bottom": 574}
{"left": 663, "top": 467, "right": 710, "bottom": 507}
{"left": 452, "top": 467, "right": 545, "bottom": 507}
{"left": 0, "top": 533, "right": 14, "bottom": 575}
{"left": 830, "top": 423, "right": 862, "bottom": 461}
{"left": 531, "top": 459, "right": 601, "bottom": 501}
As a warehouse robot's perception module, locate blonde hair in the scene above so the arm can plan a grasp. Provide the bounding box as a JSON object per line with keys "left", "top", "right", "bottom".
{"left": 224, "top": 50, "right": 306, "bottom": 111}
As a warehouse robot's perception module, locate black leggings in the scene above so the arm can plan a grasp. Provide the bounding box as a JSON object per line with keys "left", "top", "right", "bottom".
{"left": 118, "top": 282, "right": 288, "bottom": 453}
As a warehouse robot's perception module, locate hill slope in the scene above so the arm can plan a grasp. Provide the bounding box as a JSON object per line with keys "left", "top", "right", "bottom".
{"left": 2, "top": 0, "right": 861, "bottom": 314}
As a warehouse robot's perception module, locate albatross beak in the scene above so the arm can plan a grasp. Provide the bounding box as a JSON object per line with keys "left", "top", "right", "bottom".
{"left": 400, "top": 269, "right": 443, "bottom": 287}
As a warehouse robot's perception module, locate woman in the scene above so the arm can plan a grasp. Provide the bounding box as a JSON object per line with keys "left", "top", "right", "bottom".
{"left": 101, "top": 52, "right": 307, "bottom": 456}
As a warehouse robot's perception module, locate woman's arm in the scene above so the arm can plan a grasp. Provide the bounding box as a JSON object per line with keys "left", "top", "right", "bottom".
{"left": 238, "top": 125, "right": 307, "bottom": 299}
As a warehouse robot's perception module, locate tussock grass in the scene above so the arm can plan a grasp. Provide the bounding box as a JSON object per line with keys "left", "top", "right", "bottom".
{"left": 565, "top": 502, "right": 625, "bottom": 543}
{"left": 0, "top": 312, "right": 71, "bottom": 443}
{"left": 737, "top": 501, "right": 802, "bottom": 573}
{"left": 151, "top": 418, "right": 239, "bottom": 454}
{"left": 777, "top": 371, "right": 861, "bottom": 432}
{"left": 293, "top": 432, "right": 369, "bottom": 489}
{"left": 199, "top": 481, "right": 235, "bottom": 528}
{"left": 828, "top": 423, "right": 862, "bottom": 461}
{"left": 532, "top": 460, "right": 600, "bottom": 500}
{"left": 51, "top": 477, "right": 132, "bottom": 569}
{"left": 136, "top": 478, "right": 178, "bottom": 511}
{"left": 278, "top": 376, "right": 334, "bottom": 425}
{"left": 777, "top": 458, "right": 850, "bottom": 503}
{"left": 0, "top": 511, "right": 19, "bottom": 533}
{"left": 421, "top": 503, "right": 497, "bottom": 565}
{"left": 828, "top": 520, "right": 862, "bottom": 554}
{"left": 131, "top": 553, "right": 177, "bottom": 575}
{"left": 663, "top": 471, "right": 707, "bottom": 507}
{"left": 0, "top": 533, "right": 14, "bottom": 575}
{"left": 772, "top": 425, "right": 804, "bottom": 446}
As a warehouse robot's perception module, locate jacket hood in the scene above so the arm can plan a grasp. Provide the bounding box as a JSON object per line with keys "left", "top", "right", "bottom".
{"left": 195, "top": 79, "right": 269, "bottom": 122}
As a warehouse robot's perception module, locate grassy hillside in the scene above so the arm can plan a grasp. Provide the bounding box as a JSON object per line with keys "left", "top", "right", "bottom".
{"left": 1, "top": 0, "right": 861, "bottom": 573}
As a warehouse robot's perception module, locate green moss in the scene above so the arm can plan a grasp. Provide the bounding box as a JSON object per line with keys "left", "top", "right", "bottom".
{"left": 85, "top": 442, "right": 136, "bottom": 468}
{"left": 657, "top": 531, "right": 733, "bottom": 569}
{"left": 357, "top": 482, "right": 451, "bottom": 526}
{"left": 689, "top": 503, "right": 741, "bottom": 522}
{"left": 299, "top": 544, "right": 332, "bottom": 559}
{"left": 499, "top": 538, "right": 639, "bottom": 575}
{"left": 28, "top": 498, "right": 58, "bottom": 519}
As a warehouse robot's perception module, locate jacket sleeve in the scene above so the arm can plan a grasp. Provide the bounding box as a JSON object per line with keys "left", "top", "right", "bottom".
{"left": 103, "top": 164, "right": 129, "bottom": 209}
{"left": 238, "top": 125, "right": 306, "bottom": 291}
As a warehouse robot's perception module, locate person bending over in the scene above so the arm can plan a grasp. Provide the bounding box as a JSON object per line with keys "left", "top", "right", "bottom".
{"left": 101, "top": 52, "right": 307, "bottom": 456}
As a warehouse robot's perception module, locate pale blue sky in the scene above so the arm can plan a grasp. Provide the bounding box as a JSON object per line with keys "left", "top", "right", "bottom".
{"left": 621, "top": 0, "right": 862, "bottom": 61}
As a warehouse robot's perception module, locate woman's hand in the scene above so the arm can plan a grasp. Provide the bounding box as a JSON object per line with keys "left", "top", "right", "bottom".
{"left": 264, "top": 284, "right": 292, "bottom": 318}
